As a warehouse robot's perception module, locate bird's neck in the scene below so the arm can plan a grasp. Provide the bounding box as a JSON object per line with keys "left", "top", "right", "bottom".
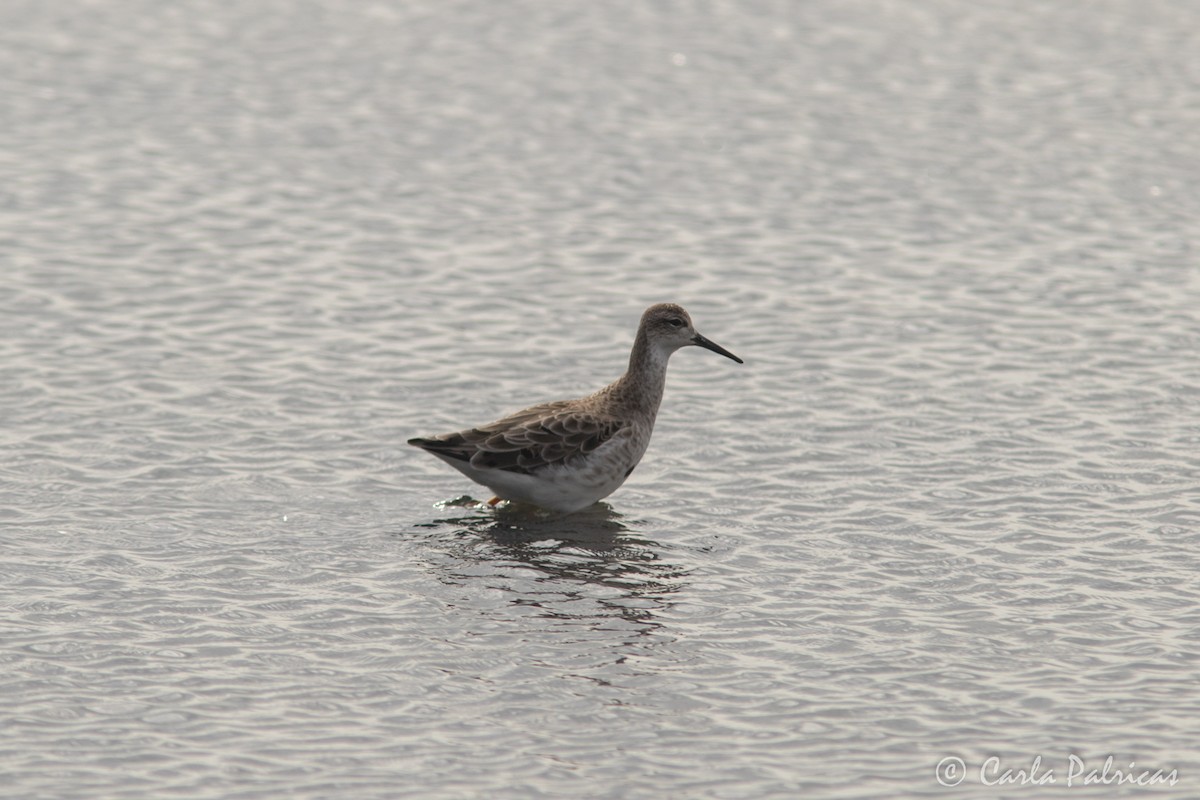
{"left": 604, "top": 329, "right": 669, "bottom": 416}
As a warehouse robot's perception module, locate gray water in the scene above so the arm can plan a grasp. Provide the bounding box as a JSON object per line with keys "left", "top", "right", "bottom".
{"left": 3, "top": 1, "right": 1199, "bottom": 797}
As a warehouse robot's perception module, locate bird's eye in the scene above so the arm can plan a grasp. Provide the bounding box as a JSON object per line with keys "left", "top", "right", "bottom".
{"left": 668, "top": 318, "right": 684, "bottom": 328}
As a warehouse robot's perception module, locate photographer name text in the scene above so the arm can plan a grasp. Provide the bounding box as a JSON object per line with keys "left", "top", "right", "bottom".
{"left": 935, "top": 755, "right": 1178, "bottom": 788}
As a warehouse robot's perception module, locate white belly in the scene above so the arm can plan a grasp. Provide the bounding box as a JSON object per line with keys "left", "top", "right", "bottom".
{"left": 442, "top": 426, "right": 652, "bottom": 513}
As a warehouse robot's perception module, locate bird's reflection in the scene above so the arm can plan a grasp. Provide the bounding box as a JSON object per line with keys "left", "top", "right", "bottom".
{"left": 411, "top": 497, "right": 687, "bottom": 629}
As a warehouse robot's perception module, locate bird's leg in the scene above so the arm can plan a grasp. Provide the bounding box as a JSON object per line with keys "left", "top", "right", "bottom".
{"left": 486, "top": 496, "right": 503, "bottom": 507}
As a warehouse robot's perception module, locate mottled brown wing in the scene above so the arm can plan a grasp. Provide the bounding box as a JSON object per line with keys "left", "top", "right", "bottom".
{"left": 468, "top": 407, "right": 626, "bottom": 474}
{"left": 408, "top": 401, "right": 625, "bottom": 475}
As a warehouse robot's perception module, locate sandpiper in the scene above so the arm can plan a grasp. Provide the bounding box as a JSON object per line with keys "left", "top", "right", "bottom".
{"left": 408, "top": 303, "right": 743, "bottom": 514}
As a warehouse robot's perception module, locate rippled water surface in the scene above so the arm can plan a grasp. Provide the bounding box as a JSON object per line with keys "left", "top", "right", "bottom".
{"left": 4, "top": 0, "right": 1200, "bottom": 797}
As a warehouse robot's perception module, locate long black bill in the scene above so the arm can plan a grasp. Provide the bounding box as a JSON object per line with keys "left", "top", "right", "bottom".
{"left": 692, "top": 333, "right": 744, "bottom": 364}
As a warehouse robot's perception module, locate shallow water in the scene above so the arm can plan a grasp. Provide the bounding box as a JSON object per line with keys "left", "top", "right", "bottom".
{"left": 3, "top": 0, "right": 1199, "bottom": 797}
